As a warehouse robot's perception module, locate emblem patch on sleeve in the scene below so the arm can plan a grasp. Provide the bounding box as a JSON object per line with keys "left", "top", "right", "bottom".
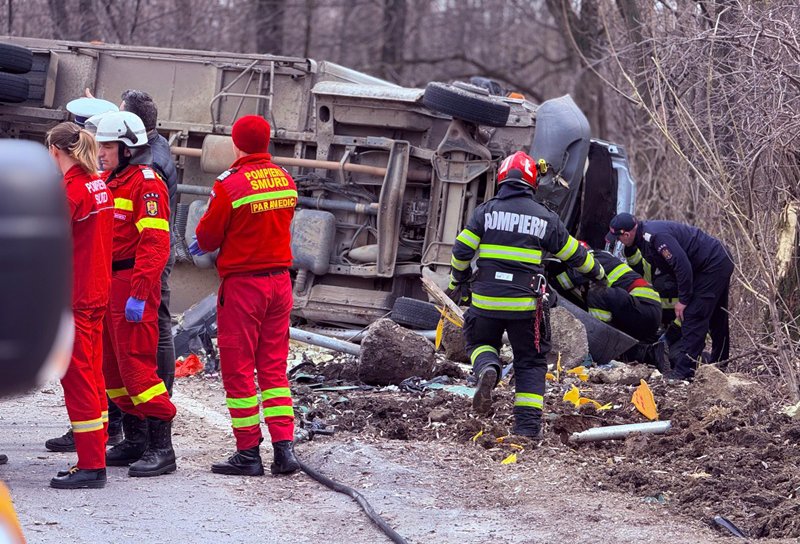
{"left": 658, "top": 244, "right": 673, "bottom": 261}
{"left": 146, "top": 201, "right": 159, "bottom": 217}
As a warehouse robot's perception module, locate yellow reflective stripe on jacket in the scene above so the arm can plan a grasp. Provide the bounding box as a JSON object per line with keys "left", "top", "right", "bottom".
{"left": 576, "top": 251, "right": 597, "bottom": 274}
{"left": 231, "top": 189, "right": 298, "bottom": 209}
{"left": 606, "top": 263, "right": 632, "bottom": 286}
{"left": 589, "top": 307, "right": 612, "bottom": 322}
{"left": 262, "top": 387, "right": 291, "bottom": 400}
{"left": 226, "top": 395, "right": 259, "bottom": 409}
{"left": 631, "top": 286, "right": 661, "bottom": 303}
{"left": 231, "top": 414, "right": 261, "bottom": 428}
{"left": 114, "top": 198, "right": 134, "bottom": 211}
{"left": 478, "top": 244, "right": 542, "bottom": 264}
{"left": 556, "top": 272, "right": 574, "bottom": 290}
{"left": 470, "top": 345, "right": 498, "bottom": 365}
{"left": 106, "top": 387, "right": 129, "bottom": 399}
{"left": 263, "top": 406, "right": 294, "bottom": 418}
{"left": 456, "top": 229, "right": 480, "bottom": 250}
{"left": 555, "top": 236, "right": 579, "bottom": 260}
{"left": 514, "top": 393, "right": 543, "bottom": 409}
{"left": 135, "top": 217, "right": 169, "bottom": 233}
{"left": 642, "top": 260, "right": 652, "bottom": 283}
{"left": 472, "top": 293, "right": 537, "bottom": 312}
{"left": 627, "top": 249, "right": 643, "bottom": 266}
{"left": 661, "top": 297, "right": 678, "bottom": 309}
{"left": 131, "top": 382, "right": 168, "bottom": 406}
{"left": 451, "top": 255, "right": 471, "bottom": 271}
{"left": 71, "top": 417, "right": 104, "bottom": 433}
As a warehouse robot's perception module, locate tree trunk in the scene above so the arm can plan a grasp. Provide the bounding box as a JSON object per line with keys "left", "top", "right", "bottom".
{"left": 48, "top": 0, "right": 71, "bottom": 39}
{"left": 380, "top": 0, "right": 407, "bottom": 82}
{"left": 78, "top": 0, "right": 100, "bottom": 42}
{"left": 255, "top": 0, "right": 284, "bottom": 55}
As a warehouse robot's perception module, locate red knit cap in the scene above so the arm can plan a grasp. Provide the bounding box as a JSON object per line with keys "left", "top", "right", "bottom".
{"left": 231, "top": 115, "right": 270, "bottom": 154}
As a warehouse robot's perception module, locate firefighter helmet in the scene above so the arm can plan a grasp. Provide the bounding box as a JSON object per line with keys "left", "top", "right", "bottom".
{"left": 497, "top": 151, "right": 538, "bottom": 189}
{"left": 94, "top": 111, "right": 148, "bottom": 147}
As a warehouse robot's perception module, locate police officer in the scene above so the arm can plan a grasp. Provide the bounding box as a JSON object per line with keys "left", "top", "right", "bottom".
{"left": 554, "top": 246, "right": 662, "bottom": 363}
{"left": 607, "top": 213, "right": 734, "bottom": 380}
{"left": 191, "top": 115, "right": 299, "bottom": 476}
{"left": 96, "top": 111, "right": 177, "bottom": 477}
{"left": 449, "top": 151, "right": 605, "bottom": 437}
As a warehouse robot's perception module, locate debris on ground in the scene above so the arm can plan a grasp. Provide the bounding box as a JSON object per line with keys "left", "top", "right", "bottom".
{"left": 357, "top": 318, "right": 436, "bottom": 385}
{"left": 546, "top": 306, "right": 588, "bottom": 369}
{"left": 589, "top": 361, "right": 654, "bottom": 385}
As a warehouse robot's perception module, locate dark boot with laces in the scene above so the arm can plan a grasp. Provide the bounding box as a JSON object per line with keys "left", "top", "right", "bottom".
{"left": 212, "top": 446, "right": 264, "bottom": 476}
{"left": 270, "top": 441, "right": 299, "bottom": 475}
{"left": 128, "top": 418, "right": 176, "bottom": 477}
{"left": 472, "top": 364, "right": 499, "bottom": 416}
{"left": 45, "top": 428, "right": 76, "bottom": 453}
{"left": 106, "top": 413, "right": 148, "bottom": 466}
{"left": 50, "top": 466, "right": 107, "bottom": 489}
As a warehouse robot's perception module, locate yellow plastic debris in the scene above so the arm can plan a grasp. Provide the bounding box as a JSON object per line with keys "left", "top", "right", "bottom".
{"left": 545, "top": 372, "right": 556, "bottom": 381}
{"left": 434, "top": 317, "right": 444, "bottom": 349}
{"left": 563, "top": 384, "right": 581, "bottom": 406}
{"left": 631, "top": 379, "right": 659, "bottom": 420}
{"left": 471, "top": 430, "right": 484, "bottom": 442}
{"left": 501, "top": 453, "right": 518, "bottom": 465}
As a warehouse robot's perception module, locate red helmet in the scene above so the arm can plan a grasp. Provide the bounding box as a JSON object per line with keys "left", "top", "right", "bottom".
{"left": 497, "top": 151, "right": 538, "bottom": 189}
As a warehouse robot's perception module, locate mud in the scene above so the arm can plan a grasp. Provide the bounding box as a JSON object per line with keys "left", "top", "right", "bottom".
{"left": 299, "top": 356, "right": 800, "bottom": 539}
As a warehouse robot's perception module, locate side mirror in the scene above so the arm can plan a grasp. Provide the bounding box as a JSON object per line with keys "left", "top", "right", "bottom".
{"left": 0, "top": 140, "right": 73, "bottom": 396}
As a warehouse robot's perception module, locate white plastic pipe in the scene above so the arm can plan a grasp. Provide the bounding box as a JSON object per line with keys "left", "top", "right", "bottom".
{"left": 569, "top": 420, "right": 672, "bottom": 443}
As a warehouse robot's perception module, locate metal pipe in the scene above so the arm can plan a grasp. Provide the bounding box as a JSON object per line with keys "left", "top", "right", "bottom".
{"left": 176, "top": 184, "right": 212, "bottom": 196}
{"left": 170, "top": 146, "right": 430, "bottom": 181}
{"left": 289, "top": 327, "right": 361, "bottom": 356}
{"left": 298, "top": 326, "right": 436, "bottom": 343}
{"left": 569, "top": 420, "right": 672, "bottom": 443}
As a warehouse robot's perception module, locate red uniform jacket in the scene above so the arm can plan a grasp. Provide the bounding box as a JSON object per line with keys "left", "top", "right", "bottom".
{"left": 105, "top": 165, "right": 171, "bottom": 300}
{"left": 195, "top": 153, "right": 297, "bottom": 278}
{"left": 65, "top": 165, "right": 113, "bottom": 309}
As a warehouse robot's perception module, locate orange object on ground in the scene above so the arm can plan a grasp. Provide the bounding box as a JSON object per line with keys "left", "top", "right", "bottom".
{"left": 175, "top": 354, "right": 204, "bottom": 378}
{"left": 632, "top": 379, "right": 659, "bottom": 420}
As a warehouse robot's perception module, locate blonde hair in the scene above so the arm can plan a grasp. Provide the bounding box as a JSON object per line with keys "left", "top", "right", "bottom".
{"left": 46, "top": 122, "right": 99, "bottom": 177}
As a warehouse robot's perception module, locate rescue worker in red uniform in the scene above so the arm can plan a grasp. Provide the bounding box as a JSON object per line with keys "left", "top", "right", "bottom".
{"left": 95, "top": 111, "right": 177, "bottom": 477}
{"left": 449, "top": 151, "right": 605, "bottom": 437}
{"left": 191, "top": 115, "right": 300, "bottom": 476}
{"left": 46, "top": 122, "right": 114, "bottom": 489}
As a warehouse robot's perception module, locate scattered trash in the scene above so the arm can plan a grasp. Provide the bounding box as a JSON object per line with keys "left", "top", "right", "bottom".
{"left": 711, "top": 515, "right": 748, "bottom": 539}
{"left": 642, "top": 493, "right": 667, "bottom": 505}
{"left": 569, "top": 421, "right": 672, "bottom": 443}
{"left": 782, "top": 401, "right": 800, "bottom": 420}
{"left": 631, "top": 379, "right": 658, "bottom": 420}
{"left": 500, "top": 453, "right": 518, "bottom": 465}
{"left": 175, "top": 354, "right": 204, "bottom": 378}
{"left": 562, "top": 385, "right": 611, "bottom": 410}
{"left": 172, "top": 294, "right": 218, "bottom": 366}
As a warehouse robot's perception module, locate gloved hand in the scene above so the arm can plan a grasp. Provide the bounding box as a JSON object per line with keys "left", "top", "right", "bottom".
{"left": 125, "top": 297, "right": 146, "bottom": 322}
{"left": 445, "top": 284, "right": 471, "bottom": 306}
{"left": 188, "top": 236, "right": 207, "bottom": 256}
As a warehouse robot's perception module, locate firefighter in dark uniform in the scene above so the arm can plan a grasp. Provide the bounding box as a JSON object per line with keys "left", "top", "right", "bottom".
{"left": 448, "top": 152, "right": 605, "bottom": 437}
{"left": 554, "top": 247, "right": 662, "bottom": 363}
{"left": 607, "top": 213, "right": 734, "bottom": 380}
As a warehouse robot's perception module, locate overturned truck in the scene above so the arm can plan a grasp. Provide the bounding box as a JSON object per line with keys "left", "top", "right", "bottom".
{"left": 0, "top": 37, "right": 637, "bottom": 361}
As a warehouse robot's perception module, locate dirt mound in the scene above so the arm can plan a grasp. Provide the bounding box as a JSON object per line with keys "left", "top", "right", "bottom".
{"left": 358, "top": 318, "right": 436, "bottom": 385}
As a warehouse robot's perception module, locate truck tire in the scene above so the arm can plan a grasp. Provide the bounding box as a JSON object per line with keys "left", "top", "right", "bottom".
{"left": 390, "top": 297, "right": 442, "bottom": 330}
{"left": 0, "top": 73, "right": 29, "bottom": 103}
{"left": 0, "top": 44, "right": 34, "bottom": 74}
{"left": 423, "top": 82, "right": 510, "bottom": 127}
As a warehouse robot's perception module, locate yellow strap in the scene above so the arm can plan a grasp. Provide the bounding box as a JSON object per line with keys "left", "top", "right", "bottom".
{"left": 106, "top": 387, "right": 129, "bottom": 399}
{"left": 135, "top": 217, "right": 170, "bottom": 233}
{"left": 131, "top": 382, "right": 168, "bottom": 406}
{"left": 114, "top": 198, "right": 133, "bottom": 211}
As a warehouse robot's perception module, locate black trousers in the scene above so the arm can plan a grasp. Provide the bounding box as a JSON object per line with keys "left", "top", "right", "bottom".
{"left": 586, "top": 286, "right": 661, "bottom": 343}
{"left": 108, "top": 248, "right": 176, "bottom": 431}
{"left": 672, "top": 255, "right": 733, "bottom": 378}
{"left": 463, "top": 308, "right": 549, "bottom": 416}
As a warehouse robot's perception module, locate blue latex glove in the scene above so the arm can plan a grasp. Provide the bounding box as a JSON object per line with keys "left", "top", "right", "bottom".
{"left": 125, "top": 297, "right": 146, "bottom": 322}
{"left": 188, "top": 236, "right": 207, "bottom": 256}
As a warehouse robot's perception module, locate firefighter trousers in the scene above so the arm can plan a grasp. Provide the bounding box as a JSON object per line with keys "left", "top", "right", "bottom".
{"left": 61, "top": 307, "right": 108, "bottom": 469}
{"left": 217, "top": 272, "right": 294, "bottom": 450}
{"left": 586, "top": 286, "right": 661, "bottom": 343}
{"left": 672, "top": 255, "right": 734, "bottom": 379}
{"left": 464, "top": 309, "right": 550, "bottom": 421}
{"left": 103, "top": 268, "right": 176, "bottom": 422}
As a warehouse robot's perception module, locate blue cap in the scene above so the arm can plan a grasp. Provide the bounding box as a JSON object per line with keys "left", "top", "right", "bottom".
{"left": 66, "top": 97, "right": 119, "bottom": 127}
{"left": 606, "top": 212, "right": 637, "bottom": 243}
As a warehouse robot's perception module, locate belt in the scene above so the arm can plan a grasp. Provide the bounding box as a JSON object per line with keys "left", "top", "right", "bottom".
{"left": 112, "top": 258, "right": 135, "bottom": 272}
{"left": 253, "top": 268, "right": 288, "bottom": 277}
{"left": 476, "top": 268, "right": 534, "bottom": 288}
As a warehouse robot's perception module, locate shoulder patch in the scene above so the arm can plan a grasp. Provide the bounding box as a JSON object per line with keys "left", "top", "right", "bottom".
{"left": 657, "top": 243, "right": 673, "bottom": 261}
{"left": 146, "top": 200, "right": 159, "bottom": 217}
{"left": 141, "top": 168, "right": 156, "bottom": 180}
{"left": 216, "top": 168, "right": 238, "bottom": 182}
{"left": 643, "top": 232, "right": 652, "bottom": 242}
{"left": 143, "top": 192, "right": 160, "bottom": 200}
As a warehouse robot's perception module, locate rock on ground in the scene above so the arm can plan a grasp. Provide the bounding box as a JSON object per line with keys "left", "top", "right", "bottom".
{"left": 547, "top": 306, "right": 589, "bottom": 369}
{"left": 589, "top": 363, "right": 653, "bottom": 385}
{"left": 358, "top": 318, "right": 436, "bottom": 385}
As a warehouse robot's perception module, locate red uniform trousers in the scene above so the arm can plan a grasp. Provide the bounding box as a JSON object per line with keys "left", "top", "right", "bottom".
{"left": 103, "top": 268, "right": 176, "bottom": 422}
{"left": 217, "top": 272, "right": 294, "bottom": 449}
{"left": 61, "top": 307, "right": 108, "bottom": 469}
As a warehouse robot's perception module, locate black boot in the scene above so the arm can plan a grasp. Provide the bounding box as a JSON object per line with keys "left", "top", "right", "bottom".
{"left": 212, "top": 446, "right": 264, "bottom": 476}
{"left": 50, "top": 466, "right": 107, "bottom": 489}
{"left": 512, "top": 407, "right": 543, "bottom": 439}
{"left": 106, "top": 413, "right": 148, "bottom": 466}
{"left": 128, "top": 418, "right": 176, "bottom": 477}
{"left": 270, "top": 441, "right": 299, "bottom": 475}
{"left": 107, "top": 421, "right": 123, "bottom": 447}
{"left": 472, "top": 364, "right": 499, "bottom": 416}
{"left": 45, "top": 428, "right": 76, "bottom": 453}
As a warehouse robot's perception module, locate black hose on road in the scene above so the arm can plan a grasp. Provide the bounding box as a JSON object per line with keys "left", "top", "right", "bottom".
{"left": 295, "top": 453, "right": 409, "bottom": 544}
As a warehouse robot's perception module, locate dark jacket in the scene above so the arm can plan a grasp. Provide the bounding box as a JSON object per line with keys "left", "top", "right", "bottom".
{"left": 625, "top": 220, "right": 731, "bottom": 305}
{"left": 148, "top": 130, "right": 178, "bottom": 215}
{"left": 450, "top": 179, "right": 604, "bottom": 319}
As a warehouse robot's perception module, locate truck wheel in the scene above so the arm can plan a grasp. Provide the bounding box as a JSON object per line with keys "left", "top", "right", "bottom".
{"left": 390, "top": 297, "right": 442, "bottom": 330}
{"left": 0, "top": 44, "right": 34, "bottom": 74}
{"left": 0, "top": 73, "right": 29, "bottom": 103}
{"left": 423, "top": 82, "right": 510, "bottom": 127}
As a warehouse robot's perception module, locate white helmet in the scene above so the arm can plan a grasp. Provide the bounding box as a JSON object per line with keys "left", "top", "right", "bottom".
{"left": 94, "top": 111, "right": 148, "bottom": 147}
